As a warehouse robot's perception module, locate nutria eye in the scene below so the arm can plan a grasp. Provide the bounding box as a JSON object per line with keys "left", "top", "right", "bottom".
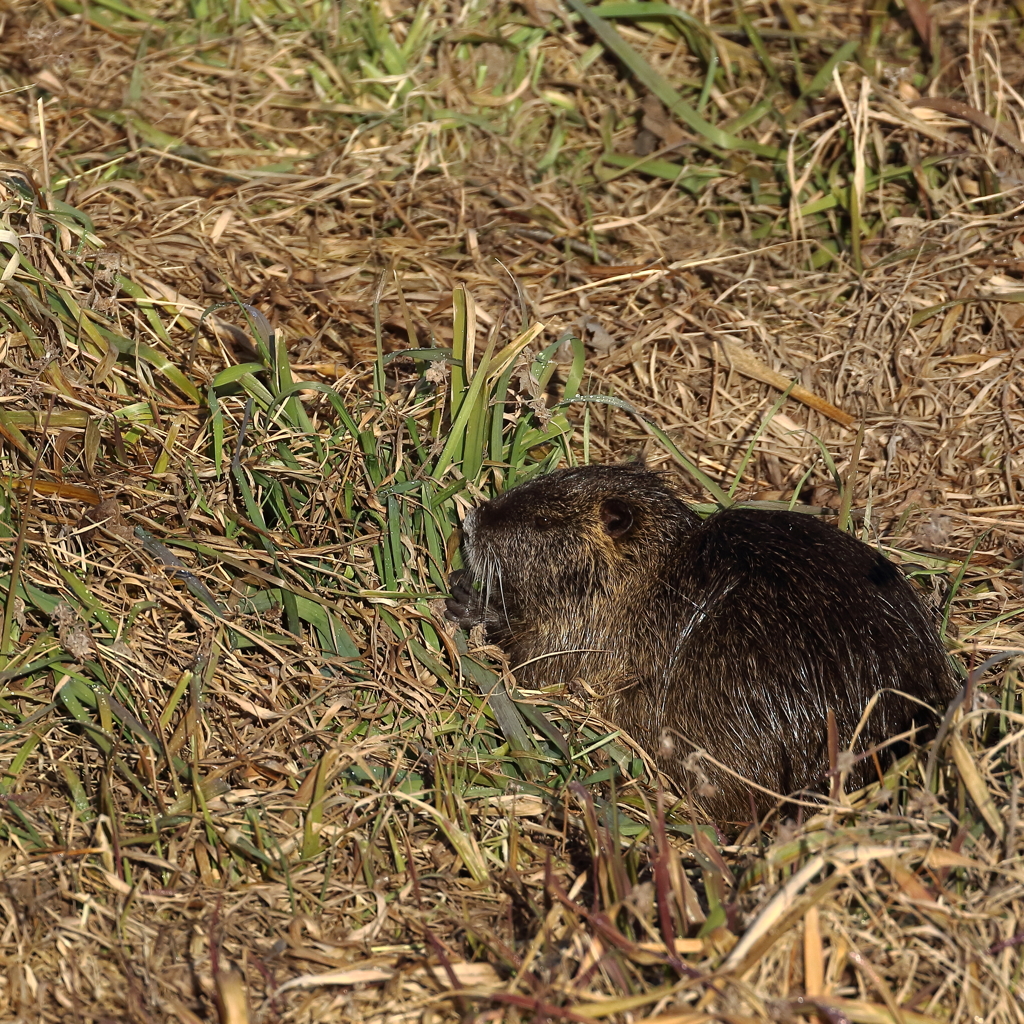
{"left": 534, "top": 514, "right": 554, "bottom": 529}
{"left": 601, "top": 498, "right": 633, "bottom": 539}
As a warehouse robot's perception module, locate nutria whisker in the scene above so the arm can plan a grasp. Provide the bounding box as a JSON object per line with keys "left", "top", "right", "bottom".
{"left": 478, "top": 556, "right": 508, "bottom": 634}
{"left": 493, "top": 562, "right": 513, "bottom": 632}
{"left": 480, "top": 561, "right": 493, "bottom": 619}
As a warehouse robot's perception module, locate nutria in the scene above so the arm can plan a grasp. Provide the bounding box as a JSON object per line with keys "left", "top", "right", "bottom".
{"left": 446, "top": 463, "right": 957, "bottom": 821}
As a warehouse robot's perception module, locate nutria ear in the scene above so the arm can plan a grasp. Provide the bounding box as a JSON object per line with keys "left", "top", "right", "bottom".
{"left": 601, "top": 498, "right": 633, "bottom": 538}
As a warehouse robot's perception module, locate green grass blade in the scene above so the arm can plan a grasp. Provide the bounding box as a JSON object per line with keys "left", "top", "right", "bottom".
{"left": 727, "top": 384, "right": 795, "bottom": 499}
{"left": 566, "top": 0, "right": 779, "bottom": 158}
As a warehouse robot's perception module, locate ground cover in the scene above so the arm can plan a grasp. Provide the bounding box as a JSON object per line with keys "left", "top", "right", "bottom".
{"left": 0, "top": 1, "right": 1022, "bottom": 1021}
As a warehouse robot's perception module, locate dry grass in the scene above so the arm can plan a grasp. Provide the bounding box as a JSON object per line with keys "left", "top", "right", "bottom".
{"left": 0, "top": 0, "right": 1022, "bottom": 1021}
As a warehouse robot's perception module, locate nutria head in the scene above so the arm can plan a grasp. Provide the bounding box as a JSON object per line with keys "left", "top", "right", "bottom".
{"left": 460, "top": 463, "right": 700, "bottom": 637}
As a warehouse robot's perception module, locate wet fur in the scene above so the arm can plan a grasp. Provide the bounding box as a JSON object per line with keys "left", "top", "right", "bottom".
{"left": 447, "top": 464, "right": 957, "bottom": 820}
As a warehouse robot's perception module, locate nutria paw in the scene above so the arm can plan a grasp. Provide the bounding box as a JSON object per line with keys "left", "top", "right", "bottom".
{"left": 445, "top": 569, "right": 483, "bottom": 629}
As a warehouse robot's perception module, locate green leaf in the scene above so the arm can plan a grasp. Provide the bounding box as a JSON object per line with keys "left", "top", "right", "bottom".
{"left": 212, "top": 363, "right": 267, "bottom": 388}
{"left": 93, "top": 320, "right": 201, "bottom": 403}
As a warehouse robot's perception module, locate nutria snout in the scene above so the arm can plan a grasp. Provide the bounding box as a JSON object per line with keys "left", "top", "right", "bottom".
{"left": 446, "top": 463, "right": 957, "bottom": 821}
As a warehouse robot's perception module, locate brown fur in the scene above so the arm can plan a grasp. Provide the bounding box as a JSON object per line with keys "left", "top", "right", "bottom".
{"left": 446, "top": 463, "right": 957, "bottom": 821}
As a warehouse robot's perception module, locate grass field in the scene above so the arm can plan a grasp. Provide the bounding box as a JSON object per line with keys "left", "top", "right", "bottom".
{"left": 0, "top": 1, "right": 1022, "bottom": 1021}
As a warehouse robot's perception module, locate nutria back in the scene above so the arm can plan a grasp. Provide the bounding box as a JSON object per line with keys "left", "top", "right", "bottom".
{"left": 447, "top": 463, "right": 957, "bottom": 821}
